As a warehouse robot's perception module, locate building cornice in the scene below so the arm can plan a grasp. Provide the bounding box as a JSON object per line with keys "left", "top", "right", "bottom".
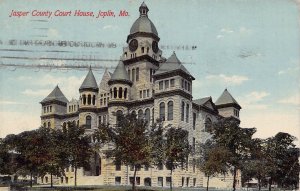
{"left": 154, "top": 89, "right": 192, "bottom": 100}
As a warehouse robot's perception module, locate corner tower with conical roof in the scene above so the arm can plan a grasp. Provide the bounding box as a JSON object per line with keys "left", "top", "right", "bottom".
{"left": 40, "top": 85, "right": 69, "bottom": 129}
{"left": 215, "top": 89, "right": 241, "bottom": 120}
{"left": 78, "top": 67, "right": 99, "bottom": 129}
{"left": 108, "top": 61, "right": 132, "bottom": 124}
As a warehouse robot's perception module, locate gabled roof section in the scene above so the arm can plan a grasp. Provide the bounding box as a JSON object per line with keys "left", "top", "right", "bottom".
{"left": 111, "top": 61, "right": 130, "bottom": 81}
{"left": 154, "top": 52, "right": 194, "bottom": 79}
{"left": 215, "top": 89, "right": 241, "bottom": 109}
{"left": 193, "top": 97, "right": 211, "bottom": 106}
{"left": 99, "top": 68, "right": 111, "bottom": 92}
{"left": 193, "top": 96, "right": 218, "bottom": 113}
{"left": 41, "top": 85, "right": 68, "bottom": 104}
{"left": 79, "top": 67, "right": 98, "bottom": 91}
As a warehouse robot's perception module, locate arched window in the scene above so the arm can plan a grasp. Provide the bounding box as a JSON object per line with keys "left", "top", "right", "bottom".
{"left": 116, "top": 110, "right": 123, "bottom": 124}
{"left": 186, "top": 104, "right": 190, "bottom": 123}
{"left": 167, "top": 101, "right": 173, "bottom": 121}
{"left": 83, "top": 94, "right": 86, "bottom": 105}
{"left": 138, "top": 109, "right": 143, "bottom": 120}
{"left": 118, "top": 87, "right": 122, "bottom": 99}
{"left": 114, "top": 87, "right": 117, "bottom": 98}
{"left": 86, "top": 116, "right": 92, "bottom": 129}
{"left": 124, "top": 88, "right": 127, "bottom": 99}
{"left": 132, "top": 69, "right": 135, "bottom": 82}
{"left": 48, "top": 122, "right": 51, "bottom": 128}
{"left": 145, "top": 108, "right": 150, "bottom": 124}
{"left": 88, "top": 95, "right": 91, "bottom": 105}
{"left": 205, "top": 118, "right": 212, "bottom": 132}
{"left": 131, "top": 110, "right": 136, "bottom": 116}
{"left": 159, "top": 102, "right": 165, "bottom": 121}
{"left": 181, "top": 101, "right": 185, "bottom": 121}
{"left": 92, "top": 95, "right": 96, "bottom": 105}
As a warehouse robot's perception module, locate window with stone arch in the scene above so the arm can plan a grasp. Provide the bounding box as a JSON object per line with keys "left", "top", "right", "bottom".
{"left": 83, "top": 94, "right": 86, "bottom": 105}
{"left": 86, "top": 115, "right": 92, "bottom": 129}
{"left": 167, "top": 101, "right": 173, "bottom": 121}
{"left": 145, "top": 108, "right": 150, "bottom": 124}
{"left": 124, "top": 88, "right": 127, "bottom": 99}
{"left": 88, "top": 94, "right": 91, "bottom": 105}
{"left": 92, "top": 95, "right": 96, "bottom": 105}
{"left": 118, "top": 87, "right": 122, "bottom": 99}
{"left": 113, "top": 87, "right": 117, "bottom": 98}
{"left": 205, "top": 117, "right": 212, "bottom": 132}
{"left": 159, "top": 102, "right": 165, "bottom": 121}
{"left": 138, "top": 109, "right": 143, "bottom": 120}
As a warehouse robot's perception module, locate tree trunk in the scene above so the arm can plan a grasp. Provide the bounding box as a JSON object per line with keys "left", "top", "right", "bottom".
{"left": 50, "top": 172, "right": 53, "bottom": 188}
{"left": 30, "top": 171, "right": 33, "bottom": 187}
{"left": 170, "top": 169, "right": 173, "bottom": 191}
{"left": 206, "top": 175, "right": 210, "bottom": 191}
{"left": 75, "top": 165, "right": 77, "bottom": 187}
{"left": 132, "top": 166, "right": 137, "bottom": 191}
{"left": 232, "top": 166, "right": 237, "bottom": 191}
{"left": 268, "top": 178, "right": 272, "bottom": 191}
{"left": 258, "top": 177, "right": 261, "bottom": 191}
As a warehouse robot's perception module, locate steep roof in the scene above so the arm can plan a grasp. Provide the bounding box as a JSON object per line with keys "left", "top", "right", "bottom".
{"left": 193, "top": 97, "right": 211, "bottom": 106}
{"left": 79, "top": 67, "right": 98, "bottom": 91}
{"left": 155, "top": 52, "right": 192, "bottom": 76}
{"left": 41, "top": 85, "right": 68, "bottom": 103}
{"left": 111, "top": 61, "right": 130, "bottom": 81}
{"left": 215, "top": 89, "right": 241, "bottom": 109}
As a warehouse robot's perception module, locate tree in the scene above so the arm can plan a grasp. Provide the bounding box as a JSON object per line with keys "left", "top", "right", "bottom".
{"left": 210, "top": 117, "right": 256, "bottom": 191}
{"left": 105, "top": 113, "right": 153, "bottom": 191}
{"left": 62, "top": 121, "right": 93, "bottom": 186}
{"left": 197, "top": 140, "right": 231, "bottom": 191}
{"left": 164, "top": 127, "right": 190, "bottom": 191}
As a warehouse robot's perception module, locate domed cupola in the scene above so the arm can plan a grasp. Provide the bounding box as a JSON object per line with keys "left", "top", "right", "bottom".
{"left": 108, "top": 61, "right": 132, "bottom": 101}
{"left": 127, "top": 2, "right": 159, "bottom": 43}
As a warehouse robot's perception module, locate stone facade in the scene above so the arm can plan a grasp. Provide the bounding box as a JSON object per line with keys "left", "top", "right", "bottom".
{"left": 40, "top": 3, "right": 242, "bottom": 189}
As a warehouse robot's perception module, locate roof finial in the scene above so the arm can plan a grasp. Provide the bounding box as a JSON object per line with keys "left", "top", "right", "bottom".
{"left": 139, "top": 1, "right": 149, "bottom": 17}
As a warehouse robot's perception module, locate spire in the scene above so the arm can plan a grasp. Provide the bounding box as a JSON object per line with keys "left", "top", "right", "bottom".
{"left": 215, "top": 89, "right": 241, "bottom": 109}
{"left": 41, "top": 85, "right": 68, "bottom": 104}
{"left": 111, "top": 61, "right": 130, "bottom": 81}
{"left": 139, "top": 2, "right": 149, "bottom": 17}
{"left": 79, "top": 67, "right": 98, "bottom": 92}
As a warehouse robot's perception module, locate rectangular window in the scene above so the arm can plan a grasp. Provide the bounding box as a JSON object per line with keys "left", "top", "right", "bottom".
{"left": 185, "top": 81, "right": 188, "bottom": 90}
{"left": 128, "top": 69, "right": 130, "bottom": 80}
{"left": 186, "top": 104, "right": 189, "bottom": 123}
{"left": 182, "top": 177, "right": 185, "bottom": 187}
{"left": 181, "top": 102, "right": 185, "bottom": 121}
{"left": 132, "top": 69, "right": 135, "bottom": 82}
{"left": 100, "top": 99, "right": 103, "bottom": 106}
{"left": 193, "top": 113, "right": 196, "bottom": 130}
{"left": 186, "top": 177, "right": 190, "bottom": 187}
{"left": 159, "top": 81, "right": 163, "bottom": 90}
{"left": 115, "top": 177, "right": 121, "bottom": 185}
{"left": 103, "top": 115, "right": 106, "bottom": 124}
{"left": 193, "top": 178, "right": 196, "bottom": 187}
{"left": 140, "top": 91, "right": 142, "bottom": 98}
{"left": 136, "top": 177, "right": 140, "bottom": 185}
{"left": 170, "top": 79, "right": 175, "bottom": 87}
{"left": 193, "top": 159, "right": 196, "bottom": 173}
{"left": 150, "top": 69, "right": 153, "bottom": 82}
{"left": 115, "top": 162, "right": 121, "bottom": 171}
{"left": 136, "top": 67, "right": 139, "bottom": 81}
{"left": 50, "top": 106, "right": 52, "bottom": 112}
{"left": 129, "top": 177, "right": 134, "bottom": 185}
{"left": 146, "top": 89, "right": 149, "bottom": 97}
{"left": 193, "top": 137, "right": 195, "bottom": 152}
{"left": 166, "top": 177, "right": 172, "bottom": 187}
{"left": 188, "top": 82, "right": 191, "bottom": 91}
{"left": 158, "top": 177, "right": 163, "bottom": 187}
{"left": 181, "top": 79, "right": 184, "bottom": 88}
{"left": 165, "top": 80, "right": 169, "bottom": 89}
{"left": 99, "top": 116, "right": 102, "bottom": 125}
{"left": 44, "top": 107, "right": 46, "bottom": 113}
{"left": 143, "top": 90, "right": 146, "bottom": 98}
{"left": 104, "top": 98, "right": 106, "bottom": 105}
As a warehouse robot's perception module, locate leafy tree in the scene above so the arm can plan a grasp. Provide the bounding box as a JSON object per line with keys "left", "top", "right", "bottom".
{"left": 62, "top": 121, "right": 93, "bottom": 186}
{"left": 197, "top": 140, "right": 231, "bottom": 191}
{"left": 164, "top": 127, "right": 190, "bottom": 191}
{"left": 210, "top": 117, "right": 256, "bottom": 191}
{"left": 105, "top": 113, "right": 153, "bottom": 191}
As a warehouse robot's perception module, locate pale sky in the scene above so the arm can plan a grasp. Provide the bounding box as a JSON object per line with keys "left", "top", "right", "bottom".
{"left": 0, "top": 0, "right": 299, "bottom": 146}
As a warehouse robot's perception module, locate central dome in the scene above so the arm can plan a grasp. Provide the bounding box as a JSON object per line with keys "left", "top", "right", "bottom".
{"left": 130, "top": 16, "right": 158, "bottom": 36}
{"left": 129, "top": 2, "right": 158, "bottom": 37}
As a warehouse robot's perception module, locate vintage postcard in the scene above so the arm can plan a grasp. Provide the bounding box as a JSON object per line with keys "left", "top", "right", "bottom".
{"left": 0, "top": 0, "right": 299, "bottom": 190}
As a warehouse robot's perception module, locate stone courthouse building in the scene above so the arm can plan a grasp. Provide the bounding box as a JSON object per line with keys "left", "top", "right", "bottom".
{"left": 40, "top": 2, "right": 241, "bottom": 188}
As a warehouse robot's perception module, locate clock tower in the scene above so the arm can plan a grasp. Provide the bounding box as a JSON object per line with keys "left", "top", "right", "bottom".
{"left": 121, "top": 2, "right": 164, "bottom": 101}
